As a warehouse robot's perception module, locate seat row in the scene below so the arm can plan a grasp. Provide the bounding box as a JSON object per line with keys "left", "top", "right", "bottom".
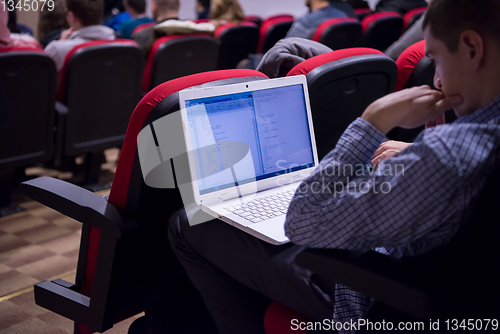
{"left": 13, "top": 41, "right": 446, "bottom": 333}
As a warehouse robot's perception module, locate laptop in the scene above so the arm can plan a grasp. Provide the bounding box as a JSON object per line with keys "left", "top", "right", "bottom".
{"left": 178, "top": 75, "right": 319, "bottom": 245}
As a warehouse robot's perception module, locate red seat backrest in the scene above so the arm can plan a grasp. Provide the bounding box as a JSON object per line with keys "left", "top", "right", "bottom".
{"left": 361, "top": 11, "right": 402, "bottom": 33}
{"left": 403, "top": 6, "right": 427, "bottom": 31}
{"left": 312, "top": 17, "right": 360, "bottom": 42}
{"left": 214, "top": 21, "right": 258, "bottom": 39}
{"left": 142, "top": 33, "right": 214, "bottom": 92}
{"left": 395, "top": 39, "right": 426, "bottom": 91}
{"left": 257, "top": 16, "right": 295, "bottom": 53}
{"left": 57, "top": 39, "right": 139, "bottom": 102}
{"left": 287, "top": 47, "right": 384, "bottom": 77}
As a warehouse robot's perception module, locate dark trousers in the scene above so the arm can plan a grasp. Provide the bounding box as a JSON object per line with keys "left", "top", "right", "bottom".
{"left": 167, "top": 209, "right": 334, "bottom": 334}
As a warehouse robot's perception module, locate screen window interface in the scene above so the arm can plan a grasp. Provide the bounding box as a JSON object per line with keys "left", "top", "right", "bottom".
{"left": 185, "top": 84, "right": 314, "bottom": 195}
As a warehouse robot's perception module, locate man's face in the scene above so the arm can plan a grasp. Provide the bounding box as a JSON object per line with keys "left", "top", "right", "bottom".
{"left": 424, "top": 27, "right": 475, "bottom": 117}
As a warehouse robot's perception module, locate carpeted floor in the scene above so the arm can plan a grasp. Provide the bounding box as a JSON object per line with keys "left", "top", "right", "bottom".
{"left": 0, "top": 149, "right": 144, "bottom": 333}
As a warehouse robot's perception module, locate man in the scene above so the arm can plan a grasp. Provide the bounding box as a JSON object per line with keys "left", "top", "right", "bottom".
{"left": 117, "top": 0, "right": 153, "bottom": 39}
{"left": 168, "top": 0, "right": 500, "bottom": 333}
{"left": 286, "top": 0, "right": 347, "bottom": 40}
{"left": 45, "top": 0, "right": 115, "bottom": 71}
{"left": 328, "top": 0, "right": 355, "bottom": 17}
{"left": 131, "top": 0, "right": 179, "bottom": 49}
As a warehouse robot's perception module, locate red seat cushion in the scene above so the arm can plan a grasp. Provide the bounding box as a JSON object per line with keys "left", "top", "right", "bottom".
{"left": 57, "top": 39, "right": 139, "bottom": 102}
{"left": 312, "top": 17, "right": 360, "bottom": 42}
{"left": 287, "top": 47, "right": 384, "bottom": 76}
{"left": 264, "top": 301, "right": 309, "bottom": 334}
{"left": 257, "top": 16, "right": 294, "bottom": 53}
{"left": 142, "top": 34, "right": 213, "bottom": 92}
{"left": 361, "top": 11, "right": 401, "bottom": 33}
{"left": 395, "top": 40, "right": 426, "bottom": 91}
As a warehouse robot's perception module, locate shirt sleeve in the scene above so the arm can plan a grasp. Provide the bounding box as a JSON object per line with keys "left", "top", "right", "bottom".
{"left": 284, "top": 117, "right": 467, "bottom": 251}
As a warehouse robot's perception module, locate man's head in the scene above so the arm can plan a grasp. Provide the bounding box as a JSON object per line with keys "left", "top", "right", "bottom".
{"left": 123, "top": 0, "right": 146, "bottom": 16}
{"left": 423, "top": 0, "right": 500, "bottom": 116}
{"left": 152, "top": 0, "right": 179, "bottom": 21}
{"left": 66, "top": 0, "right": 102, "bottom": 29}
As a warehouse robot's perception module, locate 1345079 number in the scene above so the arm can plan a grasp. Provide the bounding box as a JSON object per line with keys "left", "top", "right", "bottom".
{"left": 2, "top": 0, "right": 54, "bottom": 11}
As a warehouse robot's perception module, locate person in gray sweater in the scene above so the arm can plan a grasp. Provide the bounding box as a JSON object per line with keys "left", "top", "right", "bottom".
{"left": 44, "top": 0, "right": 115, "bottom": 71}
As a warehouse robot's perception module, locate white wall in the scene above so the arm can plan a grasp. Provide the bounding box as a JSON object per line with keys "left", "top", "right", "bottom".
{"left": 177, "top": 0, "right": 309, "bottom": 20}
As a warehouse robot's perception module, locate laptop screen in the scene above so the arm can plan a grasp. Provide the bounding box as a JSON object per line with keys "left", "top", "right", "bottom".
{"left": 184, "top": 83, "right": 314, "bottom": 195}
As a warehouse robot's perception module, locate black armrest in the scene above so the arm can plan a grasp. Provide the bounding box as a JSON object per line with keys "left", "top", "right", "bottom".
{"left": 18, "top": 176, "right": 138, "bottom": 331}
{"left": 54, "top": 102, "right": 68, "bottom": 166}
{"left": 18, "top": 176, "right": 135, "bottom": 238}
{"left": 295, "top": 249, "right": 434, "bottom": 319}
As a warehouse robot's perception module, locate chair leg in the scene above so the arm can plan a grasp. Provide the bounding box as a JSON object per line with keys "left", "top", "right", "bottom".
{"left": 84, "top": 152, "right": 105, "bottom": 185}
{"left": 0, "top": 169, "right": 26, "bottom": 217}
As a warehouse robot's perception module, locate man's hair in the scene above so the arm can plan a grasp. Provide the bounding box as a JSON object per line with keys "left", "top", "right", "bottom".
{"left": 66, "top": 0, "right": 103, "bottom": 26}
{"left": 153, "top": 0, "right": 179, "bottom": 13}
{"left": 423, "top": 0, "right": 500, "bottom": 52}
{"left": 126, "top": 0, "right": 146, "bottom": 13}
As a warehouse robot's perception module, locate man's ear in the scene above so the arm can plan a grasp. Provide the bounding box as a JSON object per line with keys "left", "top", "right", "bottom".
{"left": 460, "top": 30, "right": 484, "bottom": 70}
{"left": 66, "top": 11, "right": 75, "bottom": 26}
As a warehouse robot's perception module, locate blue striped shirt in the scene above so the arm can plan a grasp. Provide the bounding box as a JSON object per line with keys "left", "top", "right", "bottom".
{"left": 284, "top": 95, "right": 500, "bottom": 331}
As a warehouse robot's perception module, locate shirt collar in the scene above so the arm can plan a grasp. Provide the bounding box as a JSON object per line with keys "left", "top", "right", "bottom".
{"left": 454, "top": 94, "right": 500, "bottom": 125}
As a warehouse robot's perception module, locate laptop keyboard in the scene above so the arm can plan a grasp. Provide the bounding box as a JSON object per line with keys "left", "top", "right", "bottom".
{"left": 224, "top": 189, "right": 296, "bottom": 223}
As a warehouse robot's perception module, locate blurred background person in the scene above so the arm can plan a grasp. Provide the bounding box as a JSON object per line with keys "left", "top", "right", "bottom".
{"left": 117, "top": 0, "right": 153, "bottom": 38}
{"left": 286, "top": 0, "right": 347, "bottom": 39}
{"left": 1, "top": 7, "right": 41, "bottom": 49}
{"left": 209, "top": 0, "right": 244, "bottom": 27}
{"left": 197, "top": 0, "right": 211, "bottom": 20}
{"left": 45, "top": 0, "right": 115, "bottom": 71}
{"left": 38, "top": 0, "right": 69, "bottom": 48}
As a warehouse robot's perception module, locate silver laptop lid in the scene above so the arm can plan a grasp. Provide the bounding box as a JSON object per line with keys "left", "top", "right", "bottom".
{"left": 179, "top": 75, "right": 318, "bottom": 205}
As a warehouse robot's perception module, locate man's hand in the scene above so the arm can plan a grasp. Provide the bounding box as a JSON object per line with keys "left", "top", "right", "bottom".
{"left": 361, "top": 86, "right": 463, "bottom": 134}
{"left": 59, "top": 28, "right": 74, "bottom": 40}
{"left": 371, "top": 140, "right": 412, "bottom": 168}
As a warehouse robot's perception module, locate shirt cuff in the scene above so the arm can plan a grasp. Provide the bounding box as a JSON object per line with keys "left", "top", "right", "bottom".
{"left": 333, "top": 117, "right": 387, "bottom": 165}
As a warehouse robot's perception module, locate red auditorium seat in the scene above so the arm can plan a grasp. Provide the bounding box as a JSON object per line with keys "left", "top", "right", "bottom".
{"left": 142, "top": 34, "right": 218, "bottom": 92}
{"left": 56, "top": 39, "right": 143, "bottom": 185}
{"left": 362, "top": 11, "right": 404, "bottom": 51}
{"left": 312, "top": 17, "right": 363, "bottom": 50}
{"left": 402, "top": 6, "right": 427, "bottom": 32}
{"left": 19, "top": 69, "right": 270, "bottom": 334}
{"left": 257, "top": 15, "right": 294, "bottom": 54}
{"left": 287, "top": 48, "right": 398, "bottom": 159}
{"left": 215, "top": 21, "right": 259, "bottom": 69}
{"left": 131, "top": 21, "right": 155, "bottom": 37}
{"left": 0, "top": 48, "right": 56, "bottom": 216}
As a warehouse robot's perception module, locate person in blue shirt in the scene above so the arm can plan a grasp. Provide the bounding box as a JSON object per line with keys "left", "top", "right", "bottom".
{"left": 117, "top": 0, "right": 153, "bottom": 38}
{"left": 286, "top": 0, "right": 347, "bottom": 40}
